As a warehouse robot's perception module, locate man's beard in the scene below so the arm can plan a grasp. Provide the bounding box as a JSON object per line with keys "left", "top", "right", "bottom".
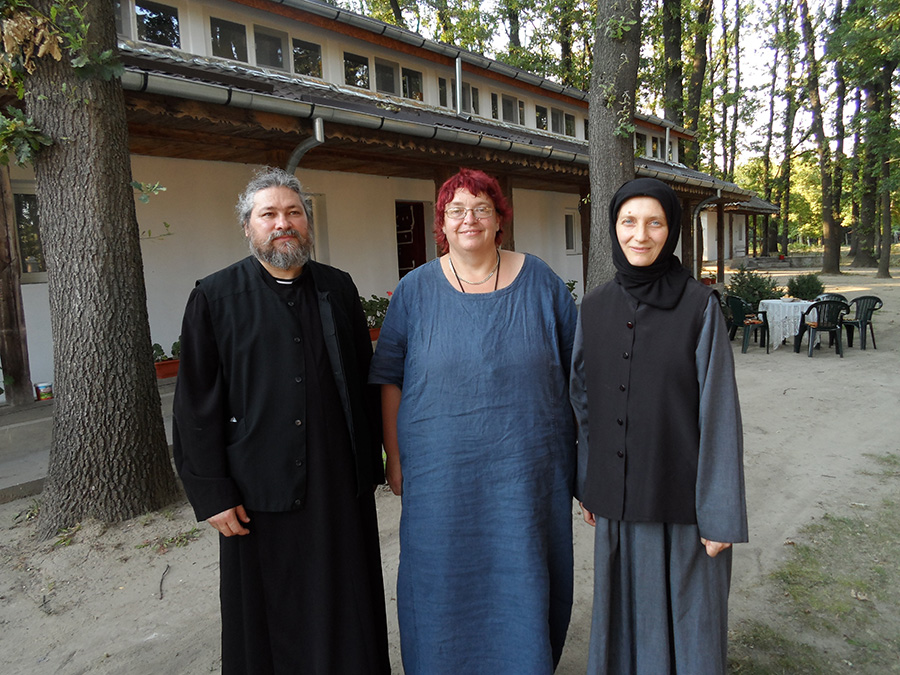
{"left": 249, "top": 228, "right": 314, "bottom": 270}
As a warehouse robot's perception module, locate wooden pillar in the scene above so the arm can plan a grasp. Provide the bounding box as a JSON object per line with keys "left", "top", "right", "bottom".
{"left": 496, "top": 173, "right": 515, "bottom": 251}
{"left": 0, "top": 168, "right": 34, "bottom": 405}
{"left": 716, "top": 201, "right": 725, "bottom": 282}
{"left": 681, "top": 198, "right": 694, "bottom": 275}
{"left": 580, "top": 182, "right": 591, "bottom": 287}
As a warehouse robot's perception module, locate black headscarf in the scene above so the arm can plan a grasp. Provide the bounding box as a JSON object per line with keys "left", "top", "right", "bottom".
{"left": 609, "top": 177, "right": 691, "bottom": 309}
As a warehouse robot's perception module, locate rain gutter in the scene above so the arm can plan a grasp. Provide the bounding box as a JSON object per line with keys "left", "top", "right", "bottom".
{"left": 120, "top": 70, "right": 590, "bottom": 165}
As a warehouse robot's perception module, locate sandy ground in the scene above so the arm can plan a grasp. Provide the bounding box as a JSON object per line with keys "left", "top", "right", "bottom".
{"left": 1, "top": 269, "right": 898, "bottom": 674}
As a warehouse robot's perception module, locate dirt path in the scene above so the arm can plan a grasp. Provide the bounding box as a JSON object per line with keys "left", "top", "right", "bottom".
{"left": 1, "top": 269, "right": 897, "bottom": 674}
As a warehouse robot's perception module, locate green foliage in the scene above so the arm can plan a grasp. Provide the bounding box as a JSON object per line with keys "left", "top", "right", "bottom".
{"left": 132, "top": 180, "right": 167, "bottom": 204}
{"left": 786, "top": 273, "right": 825, "bottom": 300}
{"left": 136, "top": 527, "right": 202, "bottom": 554}
{"left": 152, "top": 337, "right": 180, "bottom": 362}
{"left": 724, "top": 265, "right": 783, "bottom": 308}
{"left": 0, "top": 105, "right": 51, "bottom": 166}
{"left": 360, "top": 293, "right": 391, "bottom": 329}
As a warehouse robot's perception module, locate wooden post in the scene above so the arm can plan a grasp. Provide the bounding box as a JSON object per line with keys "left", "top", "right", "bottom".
{"left": 681, "top": 198, "right": 694, "bottom": 276}
{"left": 716, "top": 201, "right": 725, "bottom": 282}
{"left": 0, "top": 168, "right": 34, "bottom": 406}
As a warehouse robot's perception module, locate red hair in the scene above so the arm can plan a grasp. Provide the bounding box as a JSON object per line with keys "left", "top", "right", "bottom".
{"left": 433, "top": 168, "right": 511, "bottom": 254}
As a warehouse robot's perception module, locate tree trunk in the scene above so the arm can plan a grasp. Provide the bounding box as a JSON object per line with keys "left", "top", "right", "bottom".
{"left": 662, "top": 0, "right": 684, "bottom": 124}
{"left": 848, "top": 87, "right": 862, "bottom": 256}
{"left": 727, "top": 0, "right": 741, "bottom": 181}
{"left": 830, "top": 0, "right": 846, "bottom": 262}
{"left": 854, "top": 85, "right": 880, "bottom": 267}
{"left": 683, "top": 0, "right": 713, "bottom": 168}
{"left": 719, "top": 0, "right": 730, "bottom": 178}
{"left": 799, "top": 0, "right": 839, "bottom": 273}
{"left": 25, "top": 0, "right": 179, "bottom": 538}
{"left": 388, "top": 0, "right": 406, "bottom": 28}
{"left": 761, "top": 31, "right": 780, "bottom": 257}
{"left": 876, "top": 60, "right": 896, "bottom": 279}
{"left": 587, "top": 0, "right": 641, "bottom": 291}
{"left": 0, "top": 168, "right": 34, "bottom": 406}
{"left": 559, "top": 0, "right": 575, "bottom": 86}
{"left": 777, "top": 1, "right": 798, "bottom": 257}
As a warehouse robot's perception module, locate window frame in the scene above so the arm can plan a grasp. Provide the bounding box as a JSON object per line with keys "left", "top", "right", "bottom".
{"left": 10, "top": 184, "right": 47, "bottom": 284}
{"left": 374, "top": 58, "right": 400, "bottom": 95}
{"left": 134, "top": 0, "right": 182, "bottom": 48}
{"left": 402, "top": 67, "right": 424, "bottom": 101}
{"left": 535, "top": 105, "right": 548, "bottom": 131}
{"left": 254, "top": 25, "right": 288, "bottom": 71}
{"left": 343, "top": 51, "right": 370, "bottom": 89}
{"left": 209, "top": 15, "right": 248, "bottom": 63}
{"left": 564, "top": 208, "right": 582, "bottom": 255}
{"left": 292, "top": 37, "right": 322, "bottom": 78}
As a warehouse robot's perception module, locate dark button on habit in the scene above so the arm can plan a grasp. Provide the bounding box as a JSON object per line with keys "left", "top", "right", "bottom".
{"left": 617, "top": 451, "right": 624, "bottom": 458}
{"left": 619, "top": 384, "right": 626, "bottom": 392}
{"left": 623, "top": 352, "right": 629, "bottom": 359}
{"left": 626, "top": 321, "right": 634, "bottom": 329}
{"left": 295, "top": 376, "right": 303, "bottom": 383}
{"left": 616, "top": 418, "right": 623, "bottom": 426}
{"left": 293, "top": 499, "right": 302, "bottom": 507}
{"left": 294, "top": 419, "right": 303, "bottom": 426}
{"left": 295, "top": 459, "right": 303, "bottom": 467}
{"left": 293, "top": 337, "right": 301, "bottom": 343}
{"left": 287, "top": 301, "right": 295, "bottom": 307}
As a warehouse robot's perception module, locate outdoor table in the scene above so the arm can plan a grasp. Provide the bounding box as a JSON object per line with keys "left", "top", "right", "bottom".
{"left": 758, "top": 299, "right": 814, "bottom": 351}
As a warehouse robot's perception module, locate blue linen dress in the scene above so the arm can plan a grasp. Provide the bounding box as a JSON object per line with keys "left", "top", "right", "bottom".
{"left": 369, "top": 254, "right": 577, "bottom": 675}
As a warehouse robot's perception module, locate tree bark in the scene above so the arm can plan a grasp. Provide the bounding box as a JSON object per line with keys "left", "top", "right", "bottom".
{"left": 761, "top": 25, "right": 780, "bottom": 257}
{"left": 0, "top": 168, "right": 34, "bottom": 406}
{"left": 876, "top": 60, "right": 896, "bottom": 279}
{"left": 662, "top": 0, "right": 684, "bottom": 124}
{"left": 799, "top": 0, "right": 839, "bottom": 273}
{"left": 777, "top": 1, "right": 798, "bottom": 257}
{"left": 830, "top": 0, "right": 846, "bottom": 261}
{"left": 683, "top": 0, "right": 713, "bottom": 168}
{"left": 854, "top": 85, "right": 880, "bottom": 267}
{"left": 727, "top": 0, "right": 741, "bottom": 181}
{"left": 388, "top": 0, "right": 406, "bottom": 28}
{"left": 587, "top": 0, "right": 641, "bottom": 291}
{"left": 25, "top": 0, "right": 179, "bottom": 538}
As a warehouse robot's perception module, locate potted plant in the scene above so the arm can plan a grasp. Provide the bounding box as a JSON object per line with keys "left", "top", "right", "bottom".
{"left": 153, "top": 337, "right": 181, "bottom": 379}
{"left": 360, "top": 293, "right": 391, "bottom": 341}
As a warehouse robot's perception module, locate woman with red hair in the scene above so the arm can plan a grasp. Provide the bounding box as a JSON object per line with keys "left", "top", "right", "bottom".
{"left": 370, "top": 168, "right": 577, "bottom": 673}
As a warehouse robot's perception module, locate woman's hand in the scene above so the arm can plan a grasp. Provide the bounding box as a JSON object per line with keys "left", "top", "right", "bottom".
{"left": 580, "top": 502, "right": 596, "bottom": 526}
{"left": 386, "top": 454, "right": 403, "bottom": 496}
{"left": 700, "top": 538, "right": 732, "bottom": 558}
{"left": 381, "top": 384, "right": 403, "bottom": 496}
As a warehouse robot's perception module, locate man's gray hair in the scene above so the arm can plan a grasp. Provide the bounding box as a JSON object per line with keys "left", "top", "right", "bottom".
{"left": 236, "top": 167, "right": 310, "bottom": 227}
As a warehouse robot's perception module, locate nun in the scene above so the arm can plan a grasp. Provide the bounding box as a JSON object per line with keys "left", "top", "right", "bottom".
{"left": 570, "top": 177, "right": 748, "bottom": 674}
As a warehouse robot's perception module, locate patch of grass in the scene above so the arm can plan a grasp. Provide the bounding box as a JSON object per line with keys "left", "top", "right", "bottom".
{"left": 729, "top": 454, "right": 900, "bottom": 673}
{"left": 52, "top": 523, "right": 81, "bottom": 548}
{"left": 136, "top": 527, "right": 202, "bottom": 554}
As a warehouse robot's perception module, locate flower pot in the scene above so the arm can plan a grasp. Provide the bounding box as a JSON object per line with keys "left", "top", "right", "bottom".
{"left": 155, "top": 359, "right": 180, "bottom": 379}
{"left": 701, "top": 277, "right": 715, "bottom": 286}
{"left": 369, "top": 327, "right": 381, "bottom": 342}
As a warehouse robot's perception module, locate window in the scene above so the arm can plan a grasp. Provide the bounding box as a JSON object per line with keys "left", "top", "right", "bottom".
{"left": 565, "top": 209, "right": 582, "bottom": 254}
{"left": 293, "top": 39, "right": 322, "bottom": 77}
{"left": 651, "top": 135, "right": 662, "bottom": 159}
{"left": 461, "top": 83, "right": 479, "bottom": 114}
{"left": 375, "top": 60, "right": 398, "bottom": 94}
{"left": 438, "top": 77, "right": 449, "bottom": 107}
{"left": 491, "top": 93, "right": 499, "bottom": 119}
{"left": 583, "top": 118, "right": 589, "bottom": 141}
{"left": 344, "top": 52, "right": 369, "bottom": 88}
{"left": 210, "top": 17, "right": 247, "bottom": 62}
{"left": 518, "top": 100, "right": 525, "bottom": 125}
{"left": 255, "top": 27, "right": 286, "bottom": 70}
{"left": 135, "top": 1, "right": 180, "bottom": 48}
{"left": 402, "top": 68, "right": 423, "bottom": 100}
{"left": 501, "top": 95, "right": 516, "bottom": 123}
{"left": 535, "top": 105, "right": 548, "bottom": 131}
{"left": 635, "top": 132, "right": 647, "bottom": 157}
{"left": 14, "top": 193, "right": 46, "bottom": 280}
{"left": 565, "top": 113, "right": 576, "bottom": 137}
{"left": 551, "top": 108, "right": 564, "bottom": 134}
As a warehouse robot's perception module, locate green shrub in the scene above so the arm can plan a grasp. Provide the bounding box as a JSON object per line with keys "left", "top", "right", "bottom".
{"left": 786, "top": 273, "right": 825, "bottom": 300}
{"left": 725, "top": 265, "right": 784, "bottom": 309}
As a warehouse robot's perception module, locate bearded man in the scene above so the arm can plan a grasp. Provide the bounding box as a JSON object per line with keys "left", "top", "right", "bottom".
{"left": 173, "top": 167, "right": 390, "bottom": 674}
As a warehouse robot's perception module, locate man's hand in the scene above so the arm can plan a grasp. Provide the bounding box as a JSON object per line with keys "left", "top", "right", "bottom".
{"left": 207, "top": 505, "right": 251, "bottom": 536}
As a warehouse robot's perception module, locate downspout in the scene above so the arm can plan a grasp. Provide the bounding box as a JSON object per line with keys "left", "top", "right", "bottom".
{"left": 692, "top": 191, "right": 721, "bottom": 280}
{"left": 286, "top": 117, "right": 325, "bottom": 174}
{"left": 455, "top": 55, "right": 463, "bottom": 115}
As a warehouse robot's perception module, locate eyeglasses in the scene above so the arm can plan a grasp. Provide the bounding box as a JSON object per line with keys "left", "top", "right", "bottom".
{"left": 444, "top": 206, "right": 495, "bottom": 221}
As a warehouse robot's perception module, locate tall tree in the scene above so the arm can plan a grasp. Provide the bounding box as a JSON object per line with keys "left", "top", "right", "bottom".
{"left": 876, "top": 59, "right": 896, "bottom": 279}
{"left": 2, "top": 0, "right": 179, "bottom": 538}
{"left": 799, "top": 0, "right": 840, "bottom": 272}
{"left": 587, "top": 0, "right": 641, "bottom": 290}
{"left": 775, "top": 0, "right": 799, "bottom": 256}
{"left": 827, "top": 0, "right": 848, "bottom": 258}
{"left": 662, "top": 0, "right": 684, "bottom": 124}
{"left": 683, "top": 0, "right": 714, "bottom": 168}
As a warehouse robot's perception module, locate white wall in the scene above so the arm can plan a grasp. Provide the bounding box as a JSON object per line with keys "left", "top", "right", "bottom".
{"left": 11, "top": 156, "right": 585, "bottom": 388}
{"left": 512, "top": 188, "right": 585, "bottom": 300}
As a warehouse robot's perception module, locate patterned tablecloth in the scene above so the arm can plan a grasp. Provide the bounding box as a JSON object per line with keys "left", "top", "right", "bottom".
{"left": 758, "top": 299, "right": 814, "bottom": 351}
